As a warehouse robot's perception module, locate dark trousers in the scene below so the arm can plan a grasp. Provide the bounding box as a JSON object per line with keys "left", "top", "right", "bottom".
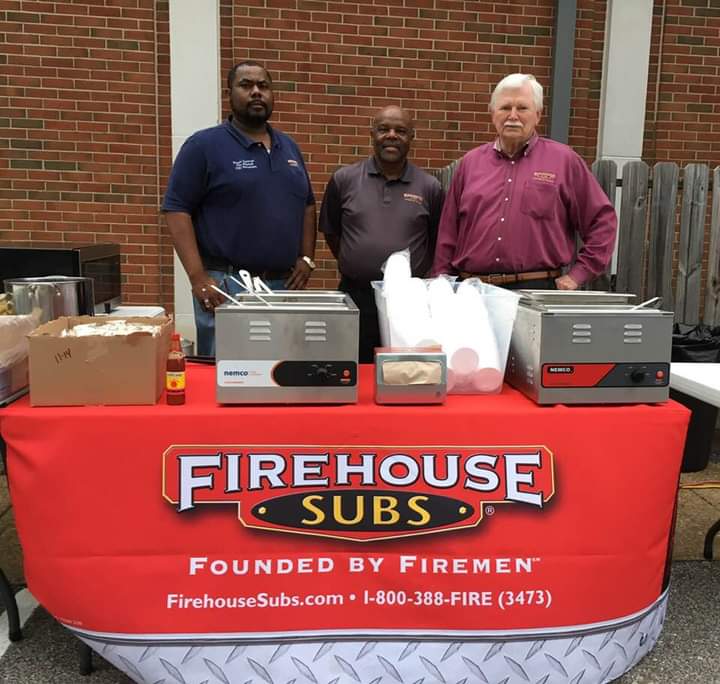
{"left": 339, "top": 277, "right": 380, "bottom": 364}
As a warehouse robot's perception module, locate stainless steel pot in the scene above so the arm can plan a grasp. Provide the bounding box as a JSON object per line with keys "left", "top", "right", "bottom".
{"left": 3, "top": 276, "right": 95, "bottom": 324}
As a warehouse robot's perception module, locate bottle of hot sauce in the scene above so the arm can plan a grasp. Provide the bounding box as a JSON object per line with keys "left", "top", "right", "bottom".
{"left": 166, "top": 332, "right": 186, "bottom": 405}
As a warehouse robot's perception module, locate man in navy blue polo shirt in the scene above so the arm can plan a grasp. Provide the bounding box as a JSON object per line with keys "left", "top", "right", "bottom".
{"left": 163, "top": 60, "right": 317, "bottom": 356}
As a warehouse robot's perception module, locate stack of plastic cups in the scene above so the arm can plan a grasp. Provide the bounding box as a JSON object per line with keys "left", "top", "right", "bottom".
{"left": 428, "top": 276, "right": 459, "bottom": 391}
{"left": 455, "top": 281, "right": 502, "bottom": 393}
{"left": 383, "top": 251, "right": 412, "bottom": 287}
{"left": 386, "top": 277, "right": 435, "bottom": 347}
{"left": 383, "top": 253, "right": 436, "bottom": 347}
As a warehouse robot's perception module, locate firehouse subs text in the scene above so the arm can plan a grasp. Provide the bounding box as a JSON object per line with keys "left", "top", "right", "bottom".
{"left": 186, "top": 555, "right": 541, "bottom": 575}
{"left": 165, "top": 554, "right": 553, "bottom": 613}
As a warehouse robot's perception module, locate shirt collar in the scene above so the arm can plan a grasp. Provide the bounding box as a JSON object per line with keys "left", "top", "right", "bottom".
{"left": 493, "top": 133, "right": 539, "bottom": 159}
{"left": 367, "top": 156, "right": 413, "bottom": 182}
{"left": 224, "top": 117, "right": 277, "bottom": 149}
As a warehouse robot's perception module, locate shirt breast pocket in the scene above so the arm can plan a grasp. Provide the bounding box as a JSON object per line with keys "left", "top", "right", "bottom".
{"left": 520, "top": 180, "right": 558, "bottom": 220}
{"left": 283, "top": 164, "right": 309, "bottom": 200}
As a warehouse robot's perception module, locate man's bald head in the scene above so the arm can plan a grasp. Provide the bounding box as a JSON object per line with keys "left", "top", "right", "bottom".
{"left": 371, "top": 105, "right": 415, "bottom": 169}
{"left": 372, "top": 105, "right": 414, "bottom": 131}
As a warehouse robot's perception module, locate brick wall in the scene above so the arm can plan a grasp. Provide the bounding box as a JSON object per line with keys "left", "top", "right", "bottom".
{"left": 641, "top": 0, "right": 720, "bottom": 313}
{"left": 568, "top": 0, "right": 606, "bottom": 162}
{"left": 643, "top": 0, "right": 720, "bottom": 166}
{"left": 0, "top": 0, "right": 173, "bottom": 310}
{"left": 5, "top": 1, "right": 717, "bottom": 307}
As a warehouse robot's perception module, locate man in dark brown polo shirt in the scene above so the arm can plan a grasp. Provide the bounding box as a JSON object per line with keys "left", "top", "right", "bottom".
{"left": 319, "top": 105, "right": 444, "bottom": 362}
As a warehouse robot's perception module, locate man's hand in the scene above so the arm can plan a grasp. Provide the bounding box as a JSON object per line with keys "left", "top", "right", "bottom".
{"left": 555, "top": 274, "right": 579, "bottom": 291}
{"left": 285, "top": 257, "right": 312, "bottom": 290}
{"left": 191, "top": 273, "right": 223, "bottom": 310}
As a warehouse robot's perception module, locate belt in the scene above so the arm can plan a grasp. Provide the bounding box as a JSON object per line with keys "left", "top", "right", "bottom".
{"left": 459, "top": 269, "right": 562, "bottom": 285}
{"left": 202, "top": 257, "right": 292, "bottom": 281}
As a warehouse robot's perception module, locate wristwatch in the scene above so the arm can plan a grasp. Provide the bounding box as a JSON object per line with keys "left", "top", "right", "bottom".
{"left": 301, "top": 255, "right": 316, "bottom": 270}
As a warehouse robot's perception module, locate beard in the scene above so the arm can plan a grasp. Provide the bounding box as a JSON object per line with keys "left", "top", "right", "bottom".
{"left": 233, "top": 101, "right": 272, "bottom": 127}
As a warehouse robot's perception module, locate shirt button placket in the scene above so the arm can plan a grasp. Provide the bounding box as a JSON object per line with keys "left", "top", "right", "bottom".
{"left": 496, "top": 158, "right": 516, "bottom": 268}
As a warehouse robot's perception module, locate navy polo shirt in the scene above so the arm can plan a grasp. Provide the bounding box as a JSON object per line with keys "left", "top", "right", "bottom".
{"left": 162, "top": 119, "right": 315, "bottom": 271}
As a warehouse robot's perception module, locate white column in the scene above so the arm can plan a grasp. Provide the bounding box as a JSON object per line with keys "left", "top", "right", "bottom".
{"left": 168, "top": 0, "right": 221, "bottom": 347}
{"left": 597, "top": 0, "right": 653, "bottom": 170}
{"left": 597, "top": 0, "right": 654, "bottom": 271}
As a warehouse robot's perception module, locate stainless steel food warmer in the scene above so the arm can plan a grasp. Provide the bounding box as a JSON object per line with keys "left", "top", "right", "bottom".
{"left": 505, "top": 290, "right": 673, "bottom": 404}
{"left": 215, "top": 291, "right": 359, "bottom": 404}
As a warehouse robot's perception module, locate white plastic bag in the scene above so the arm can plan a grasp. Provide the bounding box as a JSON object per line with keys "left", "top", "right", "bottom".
{"left": 0, "top": 313, "right": 40, "bottom": 369}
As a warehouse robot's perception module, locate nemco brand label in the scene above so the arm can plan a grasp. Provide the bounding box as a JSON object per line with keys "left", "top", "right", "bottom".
{"left": 162, "top": 445, "right": 555, "bottom": 542}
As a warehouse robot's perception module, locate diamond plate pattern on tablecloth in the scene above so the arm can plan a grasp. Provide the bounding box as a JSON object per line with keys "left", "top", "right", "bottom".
{"left": 77, "top": 595, "right": 666, "bottom": 684}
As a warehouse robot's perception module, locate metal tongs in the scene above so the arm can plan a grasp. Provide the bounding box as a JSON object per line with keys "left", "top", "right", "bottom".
{"left": 630, "top": 296, "right": 662, "bottom": 310}
{"left": 210, "top": 269, "right": 275, "bottom": 307}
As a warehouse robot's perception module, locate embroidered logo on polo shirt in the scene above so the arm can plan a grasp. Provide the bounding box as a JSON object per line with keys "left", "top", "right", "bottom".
{"left": 233, "top": 160, "right": 257, "bottom": 170}
{"left": 533, "top": 171, "right": 556, "bottom": 183}
{"left": 287, "top": 159, "right": 299, "bottom": 167}
{"left": 403, "top": 192, "right": 424, "bottom": 205}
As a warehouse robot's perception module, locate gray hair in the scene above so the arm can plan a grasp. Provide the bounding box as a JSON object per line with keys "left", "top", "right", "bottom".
{"left": 490, "top": 74, "right": 543, "bottom": 111}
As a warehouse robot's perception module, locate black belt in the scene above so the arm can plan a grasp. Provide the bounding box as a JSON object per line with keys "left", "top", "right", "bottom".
{"left": 202, "top": 257, "right": 292, "bottom": 280}
{"left": 459, "top": 269, "right": 562, "bottom": 285}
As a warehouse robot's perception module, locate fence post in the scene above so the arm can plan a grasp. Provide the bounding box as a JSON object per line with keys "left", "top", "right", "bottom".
{"left": 703, "top": 166, "right": 720, "bottom": 325}
{"left": 676, "top": 163, "right": 709, "bottom": 325}
{"left": 430, "top": 159, "right": 460, "bottom": 193}
{"left": 615, "top": 161, "right": 649, "bottom": 298}
{"left": 647, "top": 162, "right": 679, "bottom": 311}
{"left": 588, "top": 159, "right": 617, "bottom": 291}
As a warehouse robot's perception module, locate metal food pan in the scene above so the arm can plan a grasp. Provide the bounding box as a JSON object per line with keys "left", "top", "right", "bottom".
{"left": 517, "top": 290, "right": 637, "bottom": 306}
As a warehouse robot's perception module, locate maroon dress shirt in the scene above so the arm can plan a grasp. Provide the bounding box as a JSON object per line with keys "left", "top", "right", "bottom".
{"left": 432, "top": 136, "right": 617, "bottom": 286}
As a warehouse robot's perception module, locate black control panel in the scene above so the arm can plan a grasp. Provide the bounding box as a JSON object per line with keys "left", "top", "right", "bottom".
{"left": 598, "top": 363, "right": 669, "bottom": 387}
{"left": 272, "top": 361, "right": 357, "bottom": 387}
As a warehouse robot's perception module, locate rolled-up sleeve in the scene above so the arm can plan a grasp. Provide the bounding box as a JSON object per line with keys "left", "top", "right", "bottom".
{"left": 566, "top": 155, "right": 618, "bottom": 285}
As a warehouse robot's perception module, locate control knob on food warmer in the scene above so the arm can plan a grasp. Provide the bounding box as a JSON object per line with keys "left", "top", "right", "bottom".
{"left": 315, "top": 365, "right": 330, "bottom": 383}
{"left": 630, "top": 369, "right": 647, "bottom": 383}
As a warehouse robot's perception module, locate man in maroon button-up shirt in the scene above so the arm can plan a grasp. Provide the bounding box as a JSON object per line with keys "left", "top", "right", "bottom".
{"left": 432, "top": 73, "right": 617, "bottom": 290}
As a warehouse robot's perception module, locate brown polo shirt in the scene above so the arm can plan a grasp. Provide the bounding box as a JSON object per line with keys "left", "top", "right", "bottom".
{"left": 319, "top": 157, "right": 444, "bottom": 284}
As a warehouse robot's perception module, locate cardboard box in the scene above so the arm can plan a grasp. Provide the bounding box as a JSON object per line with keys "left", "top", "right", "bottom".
{"left": 28, "top": 316, "right": 173, "bottom": 406}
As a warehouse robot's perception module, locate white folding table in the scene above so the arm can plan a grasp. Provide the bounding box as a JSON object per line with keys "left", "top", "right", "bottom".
{"left": 671, "top": 363, "right": 720, "bottom": 406}
{"left": 670, "top": 362, "right": 720, "bottom": 559}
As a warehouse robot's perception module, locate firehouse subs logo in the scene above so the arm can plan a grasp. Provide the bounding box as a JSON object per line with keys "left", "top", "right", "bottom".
{"left": 162, "top": 445, "right": 555, "bottom": 542}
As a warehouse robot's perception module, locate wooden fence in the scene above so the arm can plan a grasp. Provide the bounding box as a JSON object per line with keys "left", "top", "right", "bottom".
{"left": 431, "top": 160, "right": 720, "bottom": 325}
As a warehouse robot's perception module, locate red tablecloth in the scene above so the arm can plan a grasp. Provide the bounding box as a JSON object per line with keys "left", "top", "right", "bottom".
{"left": 1, "top": 364, "right": 689, "bottom": 638}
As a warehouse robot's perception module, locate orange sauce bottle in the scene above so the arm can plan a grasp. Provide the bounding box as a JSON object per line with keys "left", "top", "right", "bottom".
{"left": 166, "top": 333, "right": 186, "bottom": 405}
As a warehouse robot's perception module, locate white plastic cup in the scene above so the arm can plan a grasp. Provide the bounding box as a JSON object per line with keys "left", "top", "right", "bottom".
{"left": 383, "top": 251, "right": 412, "bottom": 287}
